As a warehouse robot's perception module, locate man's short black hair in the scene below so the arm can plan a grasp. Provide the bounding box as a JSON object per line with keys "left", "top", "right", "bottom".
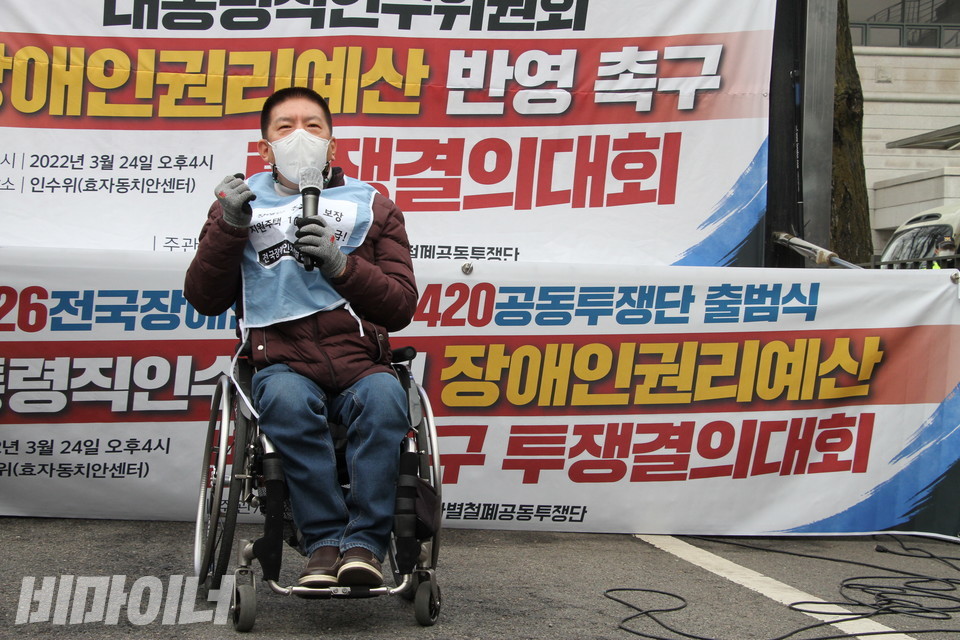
{"left": 260, "top": 87, "right": 333, "bottom": 138}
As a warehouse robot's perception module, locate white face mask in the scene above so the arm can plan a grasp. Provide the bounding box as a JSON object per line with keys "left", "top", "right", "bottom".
{"left": 268, "top": 128, "right": 331, "bottom": 186}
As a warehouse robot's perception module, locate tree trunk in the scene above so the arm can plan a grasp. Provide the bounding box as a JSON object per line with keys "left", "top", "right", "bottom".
{"left": 831, "top": 0, "right": 872, "bottom": 263}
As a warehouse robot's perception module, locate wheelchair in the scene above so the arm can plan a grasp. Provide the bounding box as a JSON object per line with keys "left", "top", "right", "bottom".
{"left": 192, "top": 345, "right": 442, "bottom": 632}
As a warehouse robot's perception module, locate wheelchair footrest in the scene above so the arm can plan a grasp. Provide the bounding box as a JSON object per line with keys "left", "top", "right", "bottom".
{"left": 274, "top": 582, "right": 388, "bottom": 600}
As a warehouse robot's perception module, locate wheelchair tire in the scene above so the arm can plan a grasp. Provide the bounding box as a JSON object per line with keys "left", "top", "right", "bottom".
{"left": 212, "top": 395, "right": 251, "bottom": 588}
{"left": 414, "top": 579, "right": 441, "bottom": 626}
{"left": 195, "top": 376, "right": 248, "bottom": 590}
{"left": 194, "top": 378, "right": 227, "bottom": 583}
{"left": 231, "top": 581, "right": 257, "bottom": 632}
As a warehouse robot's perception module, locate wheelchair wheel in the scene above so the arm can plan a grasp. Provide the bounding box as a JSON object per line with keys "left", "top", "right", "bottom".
{"left": 414, "top": 579, "right": 441, "bottom": 626}
{"left": 194, "top": 377, "right": 227, "bottom": 582}
{"left": 416, "top": 382, "right": 443, "bottom": 572}
{"left": 231, "top": 568, "right": 257, "bottom": 632}
{"left": 194, "top": 376, "right": 249, "bottom": 589}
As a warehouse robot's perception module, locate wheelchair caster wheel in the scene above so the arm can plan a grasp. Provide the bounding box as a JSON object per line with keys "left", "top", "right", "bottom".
{"left": 414, "top": 579, "right": 440, "bottom": 626}
{"left": 231, "top": 581, "right": 257, "bottom": 632}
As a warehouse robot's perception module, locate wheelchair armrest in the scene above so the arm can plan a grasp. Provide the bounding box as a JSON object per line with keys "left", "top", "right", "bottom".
{"left": 391, "top": 346, "right": 417, "bottom": 363}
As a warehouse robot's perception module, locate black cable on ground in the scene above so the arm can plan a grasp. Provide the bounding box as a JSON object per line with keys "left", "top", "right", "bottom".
{"left": 605, "top": 534, "right": 960, "bottom": 640}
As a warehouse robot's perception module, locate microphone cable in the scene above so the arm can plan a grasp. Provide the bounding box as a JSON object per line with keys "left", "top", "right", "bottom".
{"left": 605, "top": 534, "right": 960, "bottom": 640}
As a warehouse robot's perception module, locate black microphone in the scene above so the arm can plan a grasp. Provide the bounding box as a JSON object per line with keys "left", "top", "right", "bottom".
{"left": 298, "top": 166, "right": 325, "bottom": 271}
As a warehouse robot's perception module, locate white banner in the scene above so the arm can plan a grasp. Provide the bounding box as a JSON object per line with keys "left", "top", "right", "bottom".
{"left": 1, "top": 0, "right": 775, "bottom": 266}
{"left": 3, "top": 247, "right": 960, "bottom": 538}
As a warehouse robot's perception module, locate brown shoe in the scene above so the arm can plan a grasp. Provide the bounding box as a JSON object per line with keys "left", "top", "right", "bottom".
{"left": 298, "top": 546, "right": 340, "bottom": 587}
{"left": 337, "top": 547, "right": 383, "bottom": 587}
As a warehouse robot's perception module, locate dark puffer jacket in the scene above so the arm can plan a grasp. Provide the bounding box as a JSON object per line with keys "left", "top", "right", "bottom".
{"left": 184, "top": 168, "right": 418, "bottom": 392}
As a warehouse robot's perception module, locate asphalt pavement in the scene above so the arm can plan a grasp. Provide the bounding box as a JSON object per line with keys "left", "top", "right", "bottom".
{"left": 4, "top": 517, "right": 960, "bottom": 640}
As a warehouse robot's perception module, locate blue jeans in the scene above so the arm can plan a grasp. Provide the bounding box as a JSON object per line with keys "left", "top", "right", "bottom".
{"left": 251, "top": 364, "right": 408, "bottom": 559}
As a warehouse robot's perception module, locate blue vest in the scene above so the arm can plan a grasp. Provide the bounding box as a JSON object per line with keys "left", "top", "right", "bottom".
{"left": 240, "top": 171, "right": 374, "bottom": 328}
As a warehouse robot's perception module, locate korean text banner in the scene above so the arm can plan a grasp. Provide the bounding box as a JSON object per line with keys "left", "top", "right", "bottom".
{"left": 1, "top": 0, "right": 773, "bottom": 266}
{"left": 3, "top": 247, "right": 960, "bottom": 539}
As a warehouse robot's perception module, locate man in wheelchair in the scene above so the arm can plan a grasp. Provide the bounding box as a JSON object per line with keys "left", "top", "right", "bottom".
{"left": 184, "top": 86, "right": 418, "bottom": 590}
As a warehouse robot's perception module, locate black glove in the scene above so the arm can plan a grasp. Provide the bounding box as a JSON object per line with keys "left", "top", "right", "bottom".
{"left": 215, "top": 173, "right": 256, "bottom": 228}
{"left": 294, "top": 216, "right": 347, "bottom": 277}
